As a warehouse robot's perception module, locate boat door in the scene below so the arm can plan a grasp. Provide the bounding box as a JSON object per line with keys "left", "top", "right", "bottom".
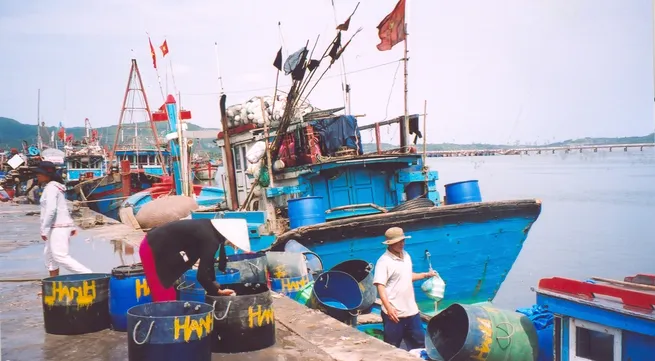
{"left": 233, "top": 144, "right": 252, "bottom": 206}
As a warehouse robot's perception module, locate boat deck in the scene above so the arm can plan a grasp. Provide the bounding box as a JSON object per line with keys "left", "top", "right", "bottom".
{"left": 0, "top": 202, "right": 419, "bottom": 361}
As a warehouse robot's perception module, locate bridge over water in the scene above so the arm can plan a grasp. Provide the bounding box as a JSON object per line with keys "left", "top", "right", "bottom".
{"left": 426, "top": 143, "right": 655, "bottom": 157}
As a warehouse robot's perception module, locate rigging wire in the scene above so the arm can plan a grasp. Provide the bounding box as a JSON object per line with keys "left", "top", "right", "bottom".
{"left": 183, "top": 59, "right": 401, "bottom": 96}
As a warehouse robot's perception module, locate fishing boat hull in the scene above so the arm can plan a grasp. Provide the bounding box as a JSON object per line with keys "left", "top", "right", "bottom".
{"left": 272, "top": 199, "right": 542, "bottom": 315}
{"left": 120, "top": 181, "right": 225, "bottom": 218}
{"left": 71, "top": 173, "right": 161, "bottom": 220}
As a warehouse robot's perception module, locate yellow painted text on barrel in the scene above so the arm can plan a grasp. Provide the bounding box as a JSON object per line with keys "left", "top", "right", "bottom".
{"left": 280, "top": 276, "right": 309, "bottom": 293}
{"left": 472, "top": 317, "right": 492, "bottom": 361}
{"left": 135, "top": 279, "right": 150, "bottom": 299}
{"left": 173, "top": 313, "right": 213, "bottom": 342}
{"left": 44, "top": 280, "right": 96, "bottom": 307}
{"left": 248, "top": 305, "right": 274, "bottom": 328}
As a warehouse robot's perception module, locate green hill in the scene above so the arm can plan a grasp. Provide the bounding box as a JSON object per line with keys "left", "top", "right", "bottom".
{"left": 0, "top": 117, "right": 220, "bottom": 153}
{"left": 1, "top": 116, "right": 652, "bottom": 153}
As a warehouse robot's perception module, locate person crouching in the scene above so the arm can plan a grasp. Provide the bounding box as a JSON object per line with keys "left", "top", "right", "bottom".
{"left": 139, "top": 218, "right": 251, "bottom": 301}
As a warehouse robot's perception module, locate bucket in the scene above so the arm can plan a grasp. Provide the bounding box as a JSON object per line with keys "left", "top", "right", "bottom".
{"left": 293, "top": 281, "right": 315, "bottom": 306}
{"left": 287, "top": 196, "right": 326, "bottom": 229}
{"left": 110, "top": 263, "right": 152, "bottom": 332}
{"left": 42, "top": 273, "right": 111, "bottom": 335}
{"left": 284, "top": 239, "right": 324, "bottom": 275}
{"left": 266, "top": 251, "right": 308, "bottom": 279}
{"left": 206, "top": 282, "right": 275, "bottom": 353}
{"left": 127, "top": 301, "right": 214, "bottom": 361}
{"left": 183, "top": 267, "right": 241, "bottom": 286}
{"left": 444, "top": 180, "right": 482, "bottom": 205}
{"left": 270, "top": 274, "right": 312, "bottom": 299}
{"left": 308, "top": 271, "right": 361, "bottom": 326}
{"left": 330, "top": 260, "right": 376, "bottom": 313}
{"left": 427, "top": 304, "right": 538, "bottom": 361}
{"left": 226, "top": 252, "right": 268, "bottom": 284}
{"left": 177, "top": 282, "right": 206, "bottom": 302}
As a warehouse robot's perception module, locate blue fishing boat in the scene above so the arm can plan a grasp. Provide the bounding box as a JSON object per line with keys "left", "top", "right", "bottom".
{"left": 535, "top": 274, "right": 655, "bottom": 361}
{"left": 63, "top": 118, "right": 107, "bottom": 190}
{"left": 118, "top": 94, "right": 225, "bottom": 220}
{"left": 191, "top": 4, "right": 541, "bottom": 316}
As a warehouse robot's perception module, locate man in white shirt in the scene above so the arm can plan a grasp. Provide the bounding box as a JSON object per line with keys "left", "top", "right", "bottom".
{"left": 373, "top": 227, "right": 436, "bottom": 349}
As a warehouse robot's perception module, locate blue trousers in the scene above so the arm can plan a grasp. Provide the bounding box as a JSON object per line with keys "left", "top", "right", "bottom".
{"left": 381, "top": 312, "right": 425, "bottom": 349}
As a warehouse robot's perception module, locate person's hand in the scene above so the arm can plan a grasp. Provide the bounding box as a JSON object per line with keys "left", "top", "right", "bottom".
{"left": 70, "top": 229, "right": 77, "bottom": 236}
{"left": 217, "top": 288, "right": 236, "bottom": 296}
{"left": 41, "top": 235, "right": 47, "bottom": 241}
{"left": 386, "top": 305, "right": 400, "bottom": 323}
{"left": 425, "top": 270, "right": 437, "bottom": 278}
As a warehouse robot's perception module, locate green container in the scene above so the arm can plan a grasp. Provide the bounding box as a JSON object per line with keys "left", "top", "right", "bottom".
{"left": 427, "top": 304, "right": 539, "bottom": 361}
{"left": 293, "top": 281, "right": 315, "bottom": 306}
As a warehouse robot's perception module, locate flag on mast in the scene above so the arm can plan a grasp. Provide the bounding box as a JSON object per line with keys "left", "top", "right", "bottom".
{"left": 148, "top": 37, "right": 157, "bottom": 68}
{"left": 376, "top": 0, "right": 406, "bottom": 51}
{"left": 160, "top": 40, "right": 169, "bottom": 57}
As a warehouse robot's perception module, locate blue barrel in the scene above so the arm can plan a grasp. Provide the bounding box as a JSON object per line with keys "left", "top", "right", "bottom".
{"left": 182, "top": 267, "right": 240, "bottom": 287}
{"left": 127, "top": 301, "right": 214, "bottom": 361}
{"left": 177, "top": 282, "right": 206, "bottom": 302}
{"left": 308, "top": 271, "right": 361, "bottom": 326}
{"left": 284, "top": 239, "right": 324, "bottom": 275}
{"left": 226, "top": 252, "right": 268, "bottom": 284}
{"left": 42, "top": 273, "right": 111, "bottom": 335}
{"left": 270, "top": 274, "right": 312, "bottom": 299}
{"left": 109, "top": 264, "right": 152, "bottom": 332}
{"left": 444, "top": 180, "right": 482, "bottom": 205}
{"left": 331, "top": 260, "right": 376, "bottom": 313}
{"left": 287, "top": 196, "right": 326, "bottom": 229}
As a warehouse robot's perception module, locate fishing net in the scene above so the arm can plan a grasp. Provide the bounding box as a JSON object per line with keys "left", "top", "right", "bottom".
{"left": 135, "top": 195, "right": 199, "bottom": 229}
{"left": 258, "top": 166, "right": 270, "bottom": 187}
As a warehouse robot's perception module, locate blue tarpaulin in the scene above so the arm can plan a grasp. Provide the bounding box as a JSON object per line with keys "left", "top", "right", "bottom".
{"left": 310, "top": 115, "right": 364, "bottom": 156}
{"left": 516, "top": 305, "right": 554, "bottom": 361}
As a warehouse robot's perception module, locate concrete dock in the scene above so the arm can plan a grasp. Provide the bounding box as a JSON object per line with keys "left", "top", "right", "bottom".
{"left": 0, "top": 202, "right": 420, "bottom": 361}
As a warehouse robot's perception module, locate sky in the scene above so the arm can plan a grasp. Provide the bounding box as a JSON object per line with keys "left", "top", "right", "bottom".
{"left": 0, "top": 0, "right": 653, "bottom": 145}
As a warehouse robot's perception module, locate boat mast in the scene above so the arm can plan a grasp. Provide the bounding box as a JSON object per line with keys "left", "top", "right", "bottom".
{"left": 652, "top": 0, "right": 655, "bottom": 142}
{"left": 36, "top": 89, "right": 43, "bottom": 150}
{"left": 403, "top": 21, "right": 410, "bottom": 152}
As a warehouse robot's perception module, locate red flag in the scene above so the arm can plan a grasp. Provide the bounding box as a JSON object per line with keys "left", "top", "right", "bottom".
{"left": 160, "top": 40, "right": 169, "bottom": 57}
{"left": 376, "top": 0, "right": 406, "bottom": 51}
{"left": 149, "top": 37, "right": 157, "bottom": 69}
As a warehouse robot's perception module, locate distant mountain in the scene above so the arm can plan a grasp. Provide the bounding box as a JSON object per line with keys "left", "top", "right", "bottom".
{"left": 1, "top": 117, "right": 652, "bottom": 153}
{"left": 0, "top": 117, "right": 220, "bottom": 154}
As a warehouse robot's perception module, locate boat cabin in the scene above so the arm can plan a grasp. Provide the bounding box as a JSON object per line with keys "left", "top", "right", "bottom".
{"left": 200, "top": 101, "right": 440, "bottom": 251}
{"left": 113, "top": 149, "right": 170, "bottom": 177}
{"left": 536, "top": 275, "right": 655, "bottom": 361}
{"left": 65, "top": 154, "right": 106, "bottom": 183}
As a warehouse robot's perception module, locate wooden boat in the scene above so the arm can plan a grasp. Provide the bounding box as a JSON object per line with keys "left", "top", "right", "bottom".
{"left": 535, "top": 274, "right": 655, "bottom": 360}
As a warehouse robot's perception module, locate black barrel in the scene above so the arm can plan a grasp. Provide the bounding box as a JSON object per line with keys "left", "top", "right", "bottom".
{"left": 206, "top": 282, "right": 276, "bottom": 353}
{"left": 127, "top": 301, "right": 214, "bottom": 361}
{"left": 42, "top": 273, "right": 111, "bottom": 335}
{"left": 331, "top": 260, "right": 376, "bottom": 313}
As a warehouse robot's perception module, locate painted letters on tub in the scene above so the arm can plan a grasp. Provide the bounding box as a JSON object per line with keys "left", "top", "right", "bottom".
{"left": 135, "top": 278, "right": 150, "bottom": 300}
{"left": 43, "top": 280, "right": 97, "bottom": 307}
{"left": 247, "top": 305, "right": 274, "bottom": 328}
{"left": 174, "top": 313, "right": 214, "bottom": 342}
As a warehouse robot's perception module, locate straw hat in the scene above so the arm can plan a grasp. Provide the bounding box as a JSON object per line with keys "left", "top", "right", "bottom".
{"left": 382, "top": 227, "right": 411, "bottom": 245}
{"left": 210, "top": 219, "right": 251, "bottom": 252}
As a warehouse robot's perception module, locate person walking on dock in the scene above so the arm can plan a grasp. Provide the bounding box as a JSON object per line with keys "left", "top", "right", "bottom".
{"left": 373, "top": 227, "right": 436, "bottom": 349}
{"left": 139, "top": 218, "right": 251, "bottom": 302}
{"left": 37, "top": 161, "right": 91, "bottom": 276}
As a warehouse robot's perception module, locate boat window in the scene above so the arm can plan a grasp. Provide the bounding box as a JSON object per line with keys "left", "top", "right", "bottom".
{"left": 234, "top": 147, "right": 242, "bottom": 170}
{"left": 569, "top": 318, "right": 621, "bottom": 361}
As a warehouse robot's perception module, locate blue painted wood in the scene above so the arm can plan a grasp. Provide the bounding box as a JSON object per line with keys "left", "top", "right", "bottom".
{"left": 623, "top": 330, "right": 655, "bottom": 360}
{"left": 536, "top": 293, "right": 655, "bottom": 337}
{"left": 303, "top": 216, "right": 535, "bottom": 314}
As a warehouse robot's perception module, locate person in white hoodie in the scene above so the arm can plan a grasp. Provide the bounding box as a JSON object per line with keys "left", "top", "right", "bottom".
{"left": 36, "top": 161, "right": 91, "bottom": 276}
